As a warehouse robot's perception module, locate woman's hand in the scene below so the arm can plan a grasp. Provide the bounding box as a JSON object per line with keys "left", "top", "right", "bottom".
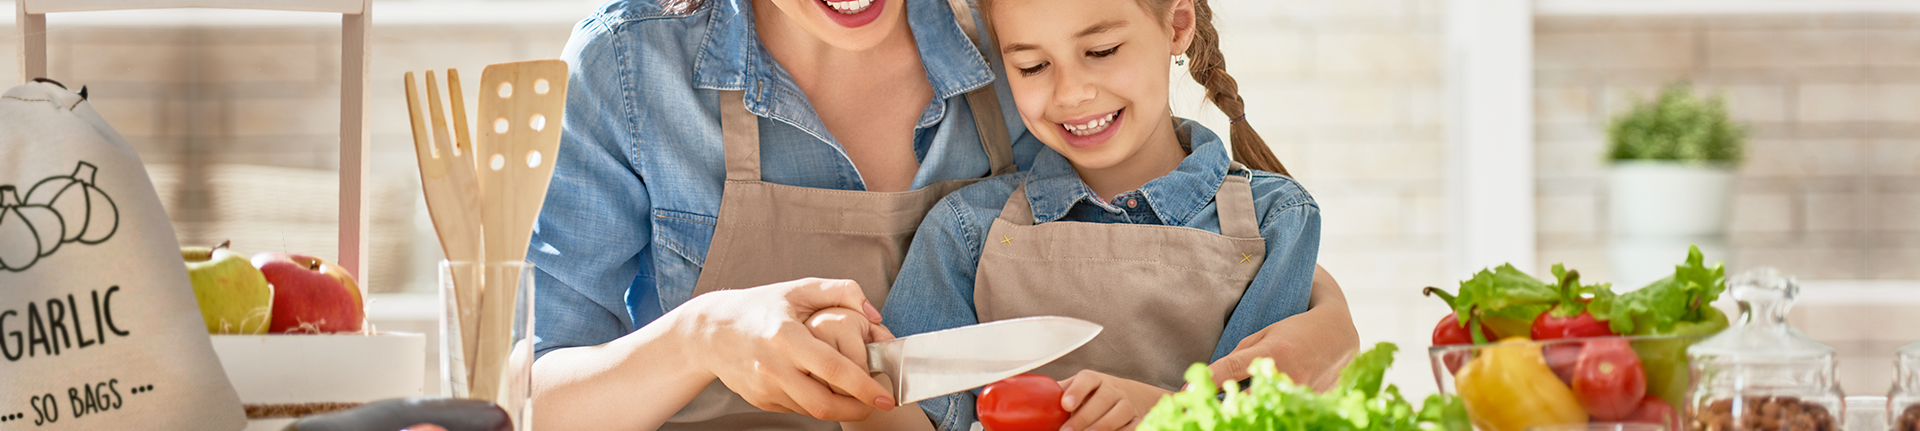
{"left": 1204, "top": 264, "right": 1360, "bottom": 392}
{"left": 1058, "top": 370, "right": 1170, "bottom": 431}
{"left": 670, "top": 278, "right": 896, "bottom": 421}
{"left": 804, "top": 307, "right": 896, "bottom": 394}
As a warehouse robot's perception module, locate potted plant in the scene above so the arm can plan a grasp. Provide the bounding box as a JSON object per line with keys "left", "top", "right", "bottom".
{"left": 1606, "top": 82, "right": 1746, "bottom": 288}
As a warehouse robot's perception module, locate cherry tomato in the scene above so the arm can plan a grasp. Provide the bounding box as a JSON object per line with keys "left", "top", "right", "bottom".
{"left": 1432, "top": 312, "right": 1496, "bottom": 346}
{"left": 1623, "top": 395, "right": 1679, "bottom": 431}
{"left": 978, "top": 374, "right": 1069, "bottom": 431}
{"left": 1570, "top": 339, "right": 1646, "bottom": 420}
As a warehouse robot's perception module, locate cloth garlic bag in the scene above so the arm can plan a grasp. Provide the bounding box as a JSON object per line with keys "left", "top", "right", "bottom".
{"left": 0, "top": 80, "right": 245, "bottom": 430}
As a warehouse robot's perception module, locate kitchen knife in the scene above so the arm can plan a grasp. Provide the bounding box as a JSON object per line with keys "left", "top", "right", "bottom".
{"left": 866, "top": 316, "right": 1102, "bottom": 406}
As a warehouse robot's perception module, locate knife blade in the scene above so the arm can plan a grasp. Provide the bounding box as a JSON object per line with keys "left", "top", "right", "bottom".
{"left": 866, "top": 316, "right": 1101, "bottom": 406}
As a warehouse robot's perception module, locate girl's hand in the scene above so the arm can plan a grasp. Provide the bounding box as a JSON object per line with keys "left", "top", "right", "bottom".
{"left": 1057, "top": 370, "right": 1170, "bottom": 431}
{"left": 671, "top": 278, "right": 894, "bottom": 421}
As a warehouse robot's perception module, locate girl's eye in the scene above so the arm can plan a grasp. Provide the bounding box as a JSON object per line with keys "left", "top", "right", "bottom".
{"left": 1088, "top": 45, "right": 1120, "bottom": 58}
{"left": 1016, "top": 62, "right": 1049, "bottom": 76}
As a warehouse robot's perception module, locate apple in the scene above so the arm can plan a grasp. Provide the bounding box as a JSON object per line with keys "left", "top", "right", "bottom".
{"left": 252, "top": 252, "right": 364, "bottom": 334}
{"left": 182, "top": 240, "right": 275, "bottom": 334}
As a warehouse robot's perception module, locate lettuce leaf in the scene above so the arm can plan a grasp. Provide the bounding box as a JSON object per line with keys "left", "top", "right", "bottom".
{"left": 1138, "top": 343, "right": 1469, "bottom": 431}
{"left": 1586, "top": 245, "right": 1727, "bottom": 334}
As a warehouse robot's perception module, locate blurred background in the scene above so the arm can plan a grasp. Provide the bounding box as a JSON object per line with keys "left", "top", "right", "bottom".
{"left": 5, "top": 0, "right": 1916, "bottom": 400}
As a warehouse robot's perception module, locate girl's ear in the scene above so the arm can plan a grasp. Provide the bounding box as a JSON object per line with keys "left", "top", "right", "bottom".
{"left": 1167, "top": 0, "right": 1197, "bottom": 55}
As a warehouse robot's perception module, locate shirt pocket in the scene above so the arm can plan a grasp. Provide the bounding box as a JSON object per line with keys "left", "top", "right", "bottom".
{"left": 651, "top": 208, "right": 716, "bottom": 268}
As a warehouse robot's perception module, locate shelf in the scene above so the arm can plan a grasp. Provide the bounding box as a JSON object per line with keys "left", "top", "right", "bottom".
{"left": 1537, "top": 0, "right": 1920, "bottom": 16}
{"left": 23, "top": 0, "right": 362, "bottom": 13}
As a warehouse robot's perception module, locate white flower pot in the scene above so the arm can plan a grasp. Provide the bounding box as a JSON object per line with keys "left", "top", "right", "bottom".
{"left": 1607, "top": 161, "right": 1736, "bottom": 287}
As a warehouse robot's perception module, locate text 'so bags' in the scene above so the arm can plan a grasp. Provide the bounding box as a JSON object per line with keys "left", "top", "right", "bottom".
{"left": 0, "top": 80, "right": 245, "bottom": 430}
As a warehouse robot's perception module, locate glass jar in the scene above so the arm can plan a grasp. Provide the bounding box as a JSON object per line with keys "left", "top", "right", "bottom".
{"left": 1892, "top": 340, "right": 1920, "bottom": 431}
{"left": 1685, "top": 268, "right": 1842, "bottom": 431}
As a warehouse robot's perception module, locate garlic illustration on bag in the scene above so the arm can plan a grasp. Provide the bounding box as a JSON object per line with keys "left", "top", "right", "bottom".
{"left": 26, "top": 161, "right": 119, "bottom": 244}
{"left": 2, "top": 161, "right": 118, "bottom": 272}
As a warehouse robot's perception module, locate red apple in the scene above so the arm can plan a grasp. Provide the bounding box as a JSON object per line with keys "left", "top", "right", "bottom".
{"left": 252, "top": 252, "right": 364, "bottom": 334}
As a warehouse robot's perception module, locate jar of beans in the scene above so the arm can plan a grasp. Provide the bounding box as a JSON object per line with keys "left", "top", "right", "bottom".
{"left": 1685, "top": 269, "right": 1842, "bottom": 431}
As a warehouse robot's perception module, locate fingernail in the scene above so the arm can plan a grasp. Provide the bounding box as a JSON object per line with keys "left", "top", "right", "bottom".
{"left": 876, "top": 396, "right": 895, "bottom": 409}
{"left": 1061, "top": 395, "right": 1075, "bottom": 410}
{"left": 1060, "top": 426, "right": 1072, "bottom": 431}
{"left": 862, "top": 301, "right": 883, "bottom": 322}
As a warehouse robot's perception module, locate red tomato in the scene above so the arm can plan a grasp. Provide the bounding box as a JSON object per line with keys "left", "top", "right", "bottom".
{"left": 1530, "top": 306, "right": 1614, "bottom": 340}
{"left": 978, "top": 374, "right": 1069, "bottom": 431}
{"left": 1431, "top": 313, "right": 1496, "bottom": 346}
{"left": 1623, "top": 395, "right": 1680, "bottom": 431}
{"left": 1432, "top": 313, "right": 1497, "bottom": 374}
{"left": 1570, "top": 339, "right": 1647, "bottom": 420}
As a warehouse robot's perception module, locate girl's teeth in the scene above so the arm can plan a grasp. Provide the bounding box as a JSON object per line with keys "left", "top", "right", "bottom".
{"left": 1065, "top": 112, "right": 1118, "bottom": 136}
{"left": 825, "top": 0, "right": 873, "bottom": 14}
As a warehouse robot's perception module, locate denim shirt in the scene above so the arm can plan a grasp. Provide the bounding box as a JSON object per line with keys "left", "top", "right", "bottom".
{"left": 883, "top": 119, "right": 1321, "bottom": 431}
{"left": 529, "top": 0, "right": 1042, "bottom": 359}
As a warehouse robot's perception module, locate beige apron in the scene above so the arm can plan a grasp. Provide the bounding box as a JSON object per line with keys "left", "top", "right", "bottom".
{"left": 662, "top": 20, "right": 1015, "bottom": 431}
{"left": 973, "top": 165, "right": 1267, "bottom": 390}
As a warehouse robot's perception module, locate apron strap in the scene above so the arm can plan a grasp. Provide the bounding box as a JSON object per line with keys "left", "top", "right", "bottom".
{"left": 998, "top": 182, "right": 1036, "bottom": 226}
{"left": 719, "top": 89, "right": 762, "bottom": 182}
{"left": 1217, "top": 162, "right": 1260, "bottom": 238}
{"left": 948, "top": 0, "right": 1016, "bottom": 176}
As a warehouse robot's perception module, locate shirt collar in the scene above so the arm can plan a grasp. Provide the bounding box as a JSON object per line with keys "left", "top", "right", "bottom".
{"left": 692, "top": 0, "right": 996, "bottom": 103}
{"left": 1022, "top": 118, "right": 1234, "bottom": 225}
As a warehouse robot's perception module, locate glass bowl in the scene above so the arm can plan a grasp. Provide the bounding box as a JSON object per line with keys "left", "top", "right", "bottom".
{"left": 1430, "top": 333, "right": 1713, "bottom": 431}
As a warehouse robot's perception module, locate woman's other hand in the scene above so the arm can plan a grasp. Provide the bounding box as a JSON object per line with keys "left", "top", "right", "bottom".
{"left": 1057, "top": 370, "right": 1168, "bottom": 431}
{"left": 1203, "top": 264, "right": 1359, "bottom": 392}
{"left": 672, "top": 278, "right": 896, "bottom": 421}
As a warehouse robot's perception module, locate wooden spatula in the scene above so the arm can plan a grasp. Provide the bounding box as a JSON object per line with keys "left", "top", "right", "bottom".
{"left": 404, "top": 69, "right": 487, "bottom": 393}
{"left": 470, "top": 59, "right": 568, "bottom": 404}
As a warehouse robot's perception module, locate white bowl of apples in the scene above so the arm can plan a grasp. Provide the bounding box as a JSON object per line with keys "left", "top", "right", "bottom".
{"left": 182, "top": 241, "right": 424, "bottom": 426}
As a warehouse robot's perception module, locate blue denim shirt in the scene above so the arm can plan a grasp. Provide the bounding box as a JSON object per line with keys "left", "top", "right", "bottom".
{"left": 883, "top": 119, "right": 1321, "bottom": 431}
{"left": 529, "top": 0, "right": 1041, "bottom": 359}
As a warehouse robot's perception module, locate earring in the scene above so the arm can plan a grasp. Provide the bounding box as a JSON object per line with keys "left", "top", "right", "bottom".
{"left": 1173, "top": 54, "right": 1188, "bottom": 66}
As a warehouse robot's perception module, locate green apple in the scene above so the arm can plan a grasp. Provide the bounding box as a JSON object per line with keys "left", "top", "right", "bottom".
{"left": 182, "top": 240, "right": 274, "bottom": 334}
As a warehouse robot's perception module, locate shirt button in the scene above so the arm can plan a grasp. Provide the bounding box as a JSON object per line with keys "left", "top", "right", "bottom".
{"left": 1126, "top": 198, "right": 1138, "bottom": 208}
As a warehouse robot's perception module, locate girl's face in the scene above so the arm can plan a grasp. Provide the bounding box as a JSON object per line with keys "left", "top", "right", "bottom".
{"left": 993, "top": 0, "right": 1192, "bottom": 171}
{"left": 762, "top": 0, "right": 910, "bottom": 51}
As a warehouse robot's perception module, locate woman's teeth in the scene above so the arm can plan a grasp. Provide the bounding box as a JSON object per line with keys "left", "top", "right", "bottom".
{"left": 1064, "top": 111, "right": 1118, "bottom": 137}
{"left": 824, "top": 0, "right": 873, "bottom": 14}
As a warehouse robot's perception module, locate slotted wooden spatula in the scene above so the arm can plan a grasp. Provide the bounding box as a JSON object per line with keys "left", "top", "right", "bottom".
{"left": 470, "top": 59, "right": 568, "bottom": 405}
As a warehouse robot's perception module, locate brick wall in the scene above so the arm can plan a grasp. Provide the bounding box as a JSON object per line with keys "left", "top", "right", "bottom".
{"left": 1535, "top": 13, "right": 1920, "bottom": 282}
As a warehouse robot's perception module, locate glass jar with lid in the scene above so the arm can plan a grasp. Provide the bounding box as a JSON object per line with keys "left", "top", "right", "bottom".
{"left": 1685, "top": 268, "right": 1841, "bottom": 431}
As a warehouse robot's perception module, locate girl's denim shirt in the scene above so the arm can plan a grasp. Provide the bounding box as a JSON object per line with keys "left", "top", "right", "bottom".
{"left": 529, "top": 0, "right": 1042, "bottom": 359}
{"left": 883, "top": 119, "right": 1322, "bottom": 431}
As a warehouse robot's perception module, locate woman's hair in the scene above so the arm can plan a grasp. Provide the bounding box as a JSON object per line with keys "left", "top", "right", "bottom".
{"left": 981, "top": 0, "right": 1291, "bottom": 176}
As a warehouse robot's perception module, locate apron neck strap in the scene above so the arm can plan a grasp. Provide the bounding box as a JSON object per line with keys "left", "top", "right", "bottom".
{"left": 1216, "top": 162, "right": 1259, "bottom": 238}
{"left": 948, "top": 0, "right": 1016, "bottom": 176}
{"left": 719, "top": 89, "right": 762, "bottom": 182}
{"left": 999, "top": 182, "right": 1037, "bottom": 226}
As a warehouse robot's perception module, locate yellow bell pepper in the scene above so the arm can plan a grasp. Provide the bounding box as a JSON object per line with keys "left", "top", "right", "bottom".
{"left": 1455, "top": 337, "right": 1588, "bottom": 431}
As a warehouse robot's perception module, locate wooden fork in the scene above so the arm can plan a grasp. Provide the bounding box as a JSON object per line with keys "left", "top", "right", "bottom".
{"left": 404, "top": 69, "right": 486, "bottom": 394}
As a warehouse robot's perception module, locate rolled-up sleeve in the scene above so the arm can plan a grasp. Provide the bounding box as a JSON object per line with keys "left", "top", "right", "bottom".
{"left": 529, "top": 16, "right": 654, "bottom": 360}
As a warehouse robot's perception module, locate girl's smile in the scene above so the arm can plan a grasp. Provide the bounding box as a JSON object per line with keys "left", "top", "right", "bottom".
{"left": 1058, "top": 108, "right": 1123, "bottom": 148}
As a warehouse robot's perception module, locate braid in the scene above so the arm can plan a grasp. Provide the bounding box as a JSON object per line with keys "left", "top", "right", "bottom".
{"left": 1182, "top": 0, "right": 1288, "bottom": 176}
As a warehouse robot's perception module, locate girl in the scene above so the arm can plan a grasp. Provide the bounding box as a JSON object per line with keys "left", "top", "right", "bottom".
{"left": 849, "top": 0, "right": 1338, "bottom": 429}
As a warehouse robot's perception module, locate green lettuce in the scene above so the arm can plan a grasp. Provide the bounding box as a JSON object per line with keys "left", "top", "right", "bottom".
{"left": 1136, "top": 343, "right": 1469, "bottom": 431}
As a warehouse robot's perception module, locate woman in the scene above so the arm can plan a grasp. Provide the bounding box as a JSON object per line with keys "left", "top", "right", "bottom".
{"left": 528, "top": 0, "right": 1358, "bottom": 429}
